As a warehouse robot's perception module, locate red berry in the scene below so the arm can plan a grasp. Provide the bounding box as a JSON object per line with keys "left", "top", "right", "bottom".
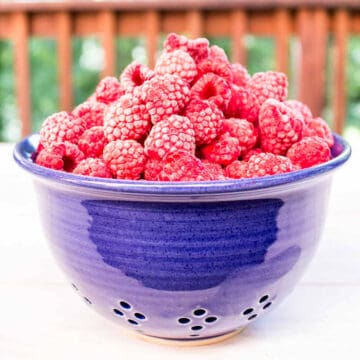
{"left": 95, "top": 76, "right": 124, "bottom": 104}
{"left": 201, "top": 160, "right": 227, "bottom": 180}
{"left": 196, "top": 50, "right": 232, "bottom": 83}
{"left": 144, "top": 115, "right": 196, "bottom": 160}
{"left": 242, "top": 148, "right": 262, "bottom": 162}
{"left": 191, "top": 73, "right": 231, "bottom": 111}
{"left": 285, "top": 100, "right": 313, "bottom": 123}
{"left": 78, "top": 126, "right": 108, "bottom": 158}
{"left": 231, "top": 63, "right": 250, "bottom": 87}
{"left": 73, "top": 158, "right": 112, "bottom": 178}
{"left": 35, "top": 143, "right": 65, "bottom": 170}
{"left": 144, "top": 157, "right": 163, "bottom": 181}
{"left": 120, "top": 62, "right": 154, "bottom": 94}
{"left": 225, "top": 160, "right": 249, "bottom": 179}
{"left": 155, "top": 49, "right": 197, "bottom": 83}
{"left": 303, "top": 117, "right": 334, "bottom": 147}
{"left": 225, "top": 84, "right": 253, "bottom": 120}
{"left": 39, "top": 111, "right": 86, "bottom": 148}
{"left": 104, "top": 94, "right": 151, "bottom": 142}
{"left": 140, "top": 74, "right": 190, "bottom": 124}
{"left": 259, "top": 99, "right": 304, "bottom": 155}
{"left": 103, "top": 140, "right": 146, "bottom": 180}
{"left": 72, "top": 101, "right": 106, "bottom": 129}
{"left": 201, "top": 133, "right": 241, "bottom": 166}
{"left": 185, "top": 99, "right": 224, "bottom": 145}
{"left": 286, "top": 136, "right": 331, "bottom": 169}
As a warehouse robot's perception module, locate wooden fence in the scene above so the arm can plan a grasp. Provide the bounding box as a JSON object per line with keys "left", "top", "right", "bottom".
{"left": 1, "top": 0, "right": 360, "bottom": 136}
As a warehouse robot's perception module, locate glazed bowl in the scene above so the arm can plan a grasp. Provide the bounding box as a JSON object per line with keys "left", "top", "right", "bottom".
{"left": 14, "top": 133, "right": 351, "bottom": 345}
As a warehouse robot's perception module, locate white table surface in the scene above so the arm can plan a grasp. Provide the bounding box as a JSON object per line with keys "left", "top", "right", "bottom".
{"left": 1, "top": 141, "right": 359, "bottom": 359}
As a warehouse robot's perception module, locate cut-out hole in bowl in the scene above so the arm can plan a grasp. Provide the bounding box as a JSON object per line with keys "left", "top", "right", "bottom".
{"left": 134, "top": 312, "right": 146, "bottom": 320}
{"left": 242, "top": 308, "right": 254, "bottom": 315}
{"left": 113, "top": 308, "right": 124, "bottom": 316}
{"left": 204, "top": 316, "right": 218, "bottom": 323}
{"left": 193, "top": 308, "right": 207, "bottom": 317}
{"left": 128, "top": 319, "right": 138, "bottom": 326}
{"left": 178, "top": 317, "right": 191, "bottom": 324}
{"left": 191, "top": 325, "right": 203, "bottom": 331}
{"left": 263, "top": 302, "right": 272, "bottom": 310}
{"left": 259, "top": 295, "right": 269, "bottom": 303}
{"left": 119, "top": 301, "right": 131, "bottom": 310}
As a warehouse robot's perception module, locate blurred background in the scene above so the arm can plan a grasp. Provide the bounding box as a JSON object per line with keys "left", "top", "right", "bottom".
{"left": 0, "top": 0, "right": 359, "bottom": 143}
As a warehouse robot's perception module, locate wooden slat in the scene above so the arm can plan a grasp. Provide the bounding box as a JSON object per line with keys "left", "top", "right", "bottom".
{"left": 145, "top": 10, "right": 160, "bottom": 68}
{"left": 275, "top": 8, "right": 291, "bottom": 74}
{"left": 99, "top": 10, "right": 116, "bottom": 77}
{"left": 333, "top": 9, "right": 349, "bottom": 134}
{"left": 231, "top": 9, "right": 247, "bottom": 65}
{"left": 186, "top": 10, "right": 203, "bottom": 38}
{"left": 13, "top": 12, "right": 31, "bottom": 137}
{"left": 57, "top": 12, "right": 72, "bottom": 112}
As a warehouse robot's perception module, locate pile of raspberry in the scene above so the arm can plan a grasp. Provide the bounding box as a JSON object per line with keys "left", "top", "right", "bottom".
{"left": 34, "top": 33, "right": 334, "bottom": 181}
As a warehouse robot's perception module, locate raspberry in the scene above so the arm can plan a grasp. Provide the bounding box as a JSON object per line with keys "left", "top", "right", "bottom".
{"left": 242, "top": 148, "right": 262, "bottom": 162}
{"left": 259, "top": 99, "right": 304, "bottom": 155}
{"left": 225, "top": 160, "right": 249, "bottom": 179}
{"left": 185, "top": 99, "right": 224, "bottom": 145}
{"left": 196, "top": 52, "right": 232, "bottom": 83}
{"left": 225, "top": 84, "right": 251, "bottom": 119}
{"left": 72, "top": 100, "right": 106, "bottom": 129}
{"left": 144, "top": 157, "right": 163, "bottom": 181}
{"left": 303, "top": 117, "right": 334, "bottom": 147}
{"left": 39, "top": 111, "right": 86, "bottom": 148}
{"left": 163, "top": 33, "right": 189, "bottom": 53}
{"left": 95, "top": 76, "right": 124, "bottom": 104}
{"left": 104, "top": 94, "right": 151, "bottom": 142}
{"left": 231, "top": 63, "right": 250, "bottom": 87}
{"left": 222, "top": 118, "right": 258, "bottom": 153}
{"left": 144, "top": 115, "right": 196, "bottom": 160}
{"left": 73, "top": 158, "right": 112, "bottom": 178}
{"left": 191, "top": 73, "right": 231, "bottom": 111}
{"left": 286, "top": 136, "right": 331, "bottom": 169}
{"left": 155, "top": 49, "right": 197, "bottom": 83}
{"left": 208, "top": 45, "right": 229, "bottom": 62}
{"left": 285, "top": 100, "right": 313, "bottom": 123}
{"left": 201, "top": 160, "right": 227, "bottom": 180}
{"left": 201, "top": 133, "right": 241, "bottom": 165}
{"left": 247, "top": 152, "right": 293, "bottom": 178}
{"left": 103, "top": 140, "right": 146, "bottom": 180}
{"left": 61, "top": 142, "right": 85, "bottom": 172}
{"left": 120, "top": 62, "right": 154, "bottom": 94}
{"left": 140, "top": 74, "right": 190, "bottom": 124}
{"left": 78, "top": 126, "right": 108, "bottom": 158}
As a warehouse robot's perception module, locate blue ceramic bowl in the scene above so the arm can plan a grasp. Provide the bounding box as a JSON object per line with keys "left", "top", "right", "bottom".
{"left": 14, "top": 133, "right": 351, "bottom": 344}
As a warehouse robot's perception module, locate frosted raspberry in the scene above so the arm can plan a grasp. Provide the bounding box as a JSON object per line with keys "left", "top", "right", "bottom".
{"left": 225, "top": 84, "right": 251, "bottom": 119}
{"left": 103, "top": 140, "right": 146, "bottom": 180}
{"left": 201, "top": 133, "right": 241, "bottom": 165}
{"left": 196, "top": 51, "right": 232, "bottom": 83}
{"left": 185, "top": 99, "right": 224, "bottom": 145}
{"left": 222, "top": 118, "right": 258, "bottom": 153}
{"left": 72, "top": 100, "right": 106, "bottom": 129}
{"left": 61, "top": 142, "right": 85, "bottom": 172}
{"left": 120, "top": 62, "right": 154, "bottom": 94}
{"left": 104, "top": 94, "right": 151, "bottom": 142}
{"left": 144, "top": 157, "right": 163, "bottom": 181}
{"left": 191, "top": 73, "right": 231, "bottom": 111}
{"left": 242, "top": 148, "right": 262, "bottom": 162}
{"left": 95, "top": 76, "right": 124, "bottom": 104}
{"left": 35, "top": 143, "right": 65, "bottom": 170}
{"left": 231, "top": 63, "right": 250, "bottom": 87}
{"left": 286, "top": 136, "right": 331, "bottom": 169}
{"left": 259, "top": 99, "right": 304, "bottom": 155}
{"left": 73, "top": 158, "right": 112, "bottom": 178}
{"left": 247, "top": 152, "right": 293, "bottom": 178}
{"left": 285, "top": 100, "right": 313, "bottom": 123}
{"left": 209, "top": 45, "right": 229, "bottom": 62}
{"left": 163, "top": 33, "right": 189, "bottom": 53}
{"left": 201, "top": 160, "right": 227, "bottom": 180}
{"left": 141, "top": 74, "right": 190, "bottom": 124}
{"left": 225, "top": 160, "right": 249, "bottom": 179}
{"left": 78, "top": 126, "right": 108, "bottom": 158}
{"left": 144, "top": 115, "right": 196, "bottom": 160}
{"left": 39, "top": 111, "right": 86, "bottom": 148}
{"left": 303, "top": 117, "right": 334, "bottom": 147}
{"left": 155, "top": 49, "right": 197, "bottom": 83}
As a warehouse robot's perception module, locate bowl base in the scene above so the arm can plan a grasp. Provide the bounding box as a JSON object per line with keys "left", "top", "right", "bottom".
{"left": 134, "top": 328, "right": 244, "bottom": 347}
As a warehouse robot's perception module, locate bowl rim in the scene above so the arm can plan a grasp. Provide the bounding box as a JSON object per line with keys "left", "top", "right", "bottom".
{"left": 13, "top": 133, "right": 351, "bottom": 195}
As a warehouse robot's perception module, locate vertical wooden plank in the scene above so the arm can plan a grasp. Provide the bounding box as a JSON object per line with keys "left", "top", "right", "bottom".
{"left": 187, "top": 10, "right": 203, "bottom": 38}
{"left": 333, "top": 9, "right": 349, "bottom": 134}
{"left": 275, "top": 8, "right": 291, "bottom": 74}
{"left": 145, "top": 10, "right": 160, "bottom": 69}
{"left": 99, "top": 10, "right": 116, "bottom": 78}
{"left": 56, "top": 12, "right": 72, "bottom": 112}
{"left": 231, "top": 9, "right": 247, "bottom": 65}
{"left": 13, "top": 12, "right": 31, "bottom": 137}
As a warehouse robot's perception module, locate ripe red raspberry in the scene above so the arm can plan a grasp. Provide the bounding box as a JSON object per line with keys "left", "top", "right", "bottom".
{"left": 222, "top": 118, "right": 258, "bottom": 153}
{"left": 247, "top": 152, "right": 293, "bottom": 178}
{"left": 231, "top": 63, "right": 250, "bottom": 87}
{"left": 259, "top": 99, "right": 304, "bottom": 155}
{"left": 201, "top": 160, "right": 227, "bottom": 180}
{"left": 286, "top": 136, "right": 331, "bottom": 169}
{"left": 191, "top": 73, "right": 231, "bottom": 111}
{"left": 95, "top": 76, "right": 124, "bottom": 104}
{"left": 120, "top": 62, "right": 154, "bottom": 94}
{"left": 225, "top": 160, "right": 249, "bottom": 179}
{"left": 155, "top": 49, "right": 197, "bottom": 83}
{"left": 39, "top": 111, "right": 86, "bottom": 148}
{"left": 78, "top": 126, "right": 108, "bottom": 158}
{"left": 303, "top": 117, "right": 334, "bottom": 147}
{"left": 72, "top": 100, "right": 106, "bottom": 129}
{"left": 144, "top": 115, "right": 196, "bottom": 160}
{"left": 242, "top": 148, "right": 262, "bottom": 162}
{"left": 185, "top": 99, "right": 224, "bottom": 145}
{"left": 140, "top": 74, "right": 190, "bottom": 124}
{"left": 73, "top": 158, "right": 112, "bottom": 178}
{"left": 201, "top": 133, "right": 241, "bottom": 165}
{"left": 196, "top": 50, "right": 232, "bottom": 83}
{"left": 225, "top": 84, "right": 252, "bottom": 119}
{"left": 144, "top": 157, "right": 163, "bottom": 181}
{"left": 104, "top": 94, "right": 151, "bottom": 142}
{"left": 103, "top": 140, "right": 146, "bottom": 180}
{"left": 285, "top": 100, "right": 313, "bottom": 123}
